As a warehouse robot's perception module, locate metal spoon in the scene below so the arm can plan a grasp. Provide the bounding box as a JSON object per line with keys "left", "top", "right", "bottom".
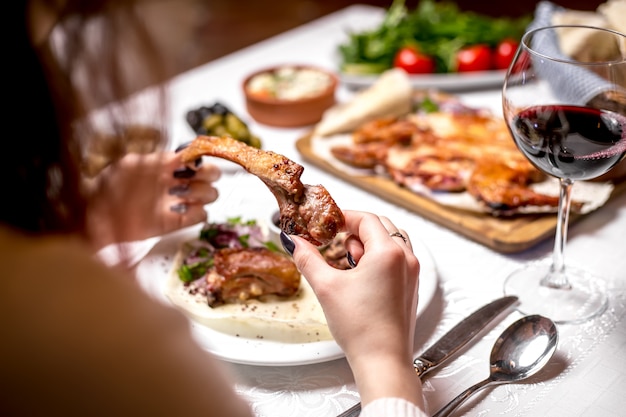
{"left": 433, "top": 314, "right": 558, "bottom": 417}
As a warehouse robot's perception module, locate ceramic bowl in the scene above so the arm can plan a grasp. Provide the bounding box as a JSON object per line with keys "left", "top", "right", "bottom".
{"left": 242, "top": 65, "right": 338, "bottom": 127}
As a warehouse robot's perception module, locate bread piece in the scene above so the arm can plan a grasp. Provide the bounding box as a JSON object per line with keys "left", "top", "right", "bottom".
{"left": 551, "top": 10, "right": 617, "bottom": 62}
{"left": 313, "top": 68, "right": 412, "bottom": 137}
{"left": 598, "top": 0, "right": 626, "bottom": 34}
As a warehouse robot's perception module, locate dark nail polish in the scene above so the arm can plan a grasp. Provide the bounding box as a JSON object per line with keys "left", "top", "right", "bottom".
{"left": 347, "top": 252, "right": 357, "bottom": 268}
{"left": 175, "top": 142, "right": 191, "bottom": 153}
{"left": 170, "top": 203, "right": 188, "bottom": 214}
{"left": 175, "top": 142, "right": 202, "bottom": 166}
{"left": 280, "top": 232, "right": 295, "bottom": 256}
{"left": 173, "top": 167, "right": 196, "bottom": 179}
{"left": 168, "top": 184, "right": 190, "bottom": 196}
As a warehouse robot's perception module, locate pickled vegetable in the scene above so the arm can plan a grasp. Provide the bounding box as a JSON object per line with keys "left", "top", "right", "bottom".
{"left": 186, "top": 102, "right": 262, "bottom": 148}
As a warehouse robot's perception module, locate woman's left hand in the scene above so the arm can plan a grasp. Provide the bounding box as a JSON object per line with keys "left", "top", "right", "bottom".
{"left": 85, "top": 151, "right": 220, "bottom": 249}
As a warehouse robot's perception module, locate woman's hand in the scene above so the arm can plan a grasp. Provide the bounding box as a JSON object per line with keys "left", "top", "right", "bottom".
{"left": 286, "top": 210, "right": 424, "bottom": 409}
{"left": 85, "top": 151, "right": 220, "bottom": 250}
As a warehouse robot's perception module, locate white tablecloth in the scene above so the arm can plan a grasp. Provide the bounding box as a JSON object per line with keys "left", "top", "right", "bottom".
{"left": 139, "top": 5, "right": 625, "bottom": 416}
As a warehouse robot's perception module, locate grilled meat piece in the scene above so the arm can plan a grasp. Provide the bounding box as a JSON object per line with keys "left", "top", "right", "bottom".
{"left": 330, "top": 142, "right": 390, "bottom": 169}
{"left": 180, "top": 135, "right": 345, "bottom": 246}
{"left": 206, "top": 247, "right": 300, "bottom": 307}
{"left": 466, "top": 161, "right": 559, "bottom": 213}
{"left": 330, "top": 110, "right": 566, "bottom": 213}
{"left": 352, "top": 116, "right": 420, "bottom": 145}
{"left": 330, "top": 117, "right": 427, "bottom": 169}
{"left": 319, "top": 233, "right": 351, "bottom": 270}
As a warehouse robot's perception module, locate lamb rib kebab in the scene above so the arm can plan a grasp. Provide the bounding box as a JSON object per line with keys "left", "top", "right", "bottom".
{"left": 179, "top": 135, "right": 345, "bottom": 246}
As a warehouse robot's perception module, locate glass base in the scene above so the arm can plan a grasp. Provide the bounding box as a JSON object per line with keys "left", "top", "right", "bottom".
{"left": 504, "top": 259, "right": 608, "bottom": 324}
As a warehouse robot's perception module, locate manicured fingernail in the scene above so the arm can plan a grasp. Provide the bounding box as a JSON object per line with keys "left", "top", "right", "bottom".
{"left": 280, "top": 231, "right": 295, "bottom": 256}
{"left": 347, "top": 252, "right": 357, "bottom": 268}
{"left": 173, "top": 167, "right": 196, "bottom": 179}
{"left": 175, "top": 142, "right": 191, "bottom": 153}
{"left": 168, "top": 184, "right": 190, "bottom": 196}
{"left": 174, "top": 143, "right": 201, "bottom": 167}
{"left": 170, "top": 203, "right": 188, "bottom": 214}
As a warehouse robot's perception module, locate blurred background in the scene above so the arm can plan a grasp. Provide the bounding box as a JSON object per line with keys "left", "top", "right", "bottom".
{"left": 193, "top": 0, "right": 604, "bottom": 65}
{"left": 97, "top": 0, "right": 607, "bottom": 103}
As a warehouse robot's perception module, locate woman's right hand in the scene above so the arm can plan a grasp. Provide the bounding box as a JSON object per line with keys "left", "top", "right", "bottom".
{"left": 286, "top": 210, "right": 423, "bottom": 409}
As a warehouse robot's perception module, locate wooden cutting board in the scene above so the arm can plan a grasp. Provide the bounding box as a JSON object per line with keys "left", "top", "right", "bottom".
{"left": 296, "top": 134, "right": 626, "bottom": 253}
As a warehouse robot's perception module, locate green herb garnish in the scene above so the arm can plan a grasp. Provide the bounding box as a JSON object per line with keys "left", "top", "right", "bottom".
{"left": 338, "top": 0, "right": 531, "bottom": 74}
{"left": 177, "top": 259, "right": 214, "bottom": 283}
{"left": 417, "top": 96, "right": 439, "bottom": 113}
{"left": 264, "top": 241, "right": 281, "bottom": 252}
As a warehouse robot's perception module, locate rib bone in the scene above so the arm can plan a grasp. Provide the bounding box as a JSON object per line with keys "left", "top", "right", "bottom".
{"left": 179, "top": 135, "right": 345, "bottom": 246}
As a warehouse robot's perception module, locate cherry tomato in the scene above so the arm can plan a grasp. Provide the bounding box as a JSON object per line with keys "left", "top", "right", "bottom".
{"left": 455, "top": 44, "right": 492, "bottom": 72}
{"left": 393, "top": 46, "right": 435, "bottom": 74}
{"left": 494, "top": 39, "right": 519, "bottom": 70}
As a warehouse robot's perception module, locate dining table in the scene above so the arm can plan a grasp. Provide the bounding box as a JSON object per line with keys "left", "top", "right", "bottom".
{"left": 128, "top": 4, "right": 626, "bottom": 417}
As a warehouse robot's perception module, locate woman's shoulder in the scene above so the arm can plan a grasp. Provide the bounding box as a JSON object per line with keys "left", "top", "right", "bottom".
{"left": 0, "top": 225, "right": 192, "bottom": 363}
{"left": 1, "top": 225, "right": 92, "bottom": 260}
{"left": 0, "top": 227, "right": 253, "bottom": 417}
{"left": 0, "top": 226, "right": 176, "bottom": 326}
{"left": 0, "top": 226, "right": 127, "bottom": 314}
{"left": 0, "top": 226, "right": 114, "bottom": 290}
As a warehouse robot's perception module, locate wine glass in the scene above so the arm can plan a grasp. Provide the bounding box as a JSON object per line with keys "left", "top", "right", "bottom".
{"left": 502, "top": 24, "right": 626, "bottom": 324}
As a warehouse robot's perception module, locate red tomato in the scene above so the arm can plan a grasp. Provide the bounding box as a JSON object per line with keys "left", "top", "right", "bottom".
{"left": 455, "top": 44, "right": 492, "bottom": 72}
{"left": 494, "top": 39, "right": 519, "bottom": 70}
{"left": 393, "top": 46, "right": 435, "bottom": 74}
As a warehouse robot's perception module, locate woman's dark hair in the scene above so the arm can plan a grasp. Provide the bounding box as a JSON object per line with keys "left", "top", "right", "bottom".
{"left": 5, "top": 0, "right": 168, "bottom": 236}
{"left": 2, "top": 1, "right": 79, "bottom": 234}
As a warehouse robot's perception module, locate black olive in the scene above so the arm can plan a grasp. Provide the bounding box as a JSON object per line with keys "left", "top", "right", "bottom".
{"left": 185, "top": 102, "right": 261, "bottom": 146}
{"left": 186, "top": 110, "right": 203, "bottom": 132}
{"left": 211, "top": 102, "right": 231, "bottom": 116}
{"left": 202, "top": 106, "right": 217, "bottom": 117}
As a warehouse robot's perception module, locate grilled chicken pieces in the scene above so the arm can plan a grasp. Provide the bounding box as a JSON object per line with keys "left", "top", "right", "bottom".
{"left": 179, "top": 135, "right": 345, "bottom": 246}
{"left": 331, "top": 111, "right": 562, "bottom": 214}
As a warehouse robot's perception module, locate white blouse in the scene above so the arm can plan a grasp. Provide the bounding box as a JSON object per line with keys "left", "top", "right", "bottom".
{"left": 360, "top": 398, "right": 429, "bottom": 417}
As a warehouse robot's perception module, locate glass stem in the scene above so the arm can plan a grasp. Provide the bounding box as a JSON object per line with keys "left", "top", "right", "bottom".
{"left": 543, "top": 178, "right": 574, "bottom": 289}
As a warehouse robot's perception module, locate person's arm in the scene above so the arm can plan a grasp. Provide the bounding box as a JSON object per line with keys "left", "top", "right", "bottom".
{"left": 85, "top": 151, "right": 220, "bottom": 251}
{"left": 0, "top": 231, "right": 252, "bottom": 417}
{"left": 287, "top": 210, "right": 426, "bottom": 412}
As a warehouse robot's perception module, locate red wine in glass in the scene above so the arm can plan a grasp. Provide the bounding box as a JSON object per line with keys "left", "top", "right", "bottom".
{"left": 511, "top": 105, "right": 626, "bottom": 181}
{"left": 502, "top": 24, "right": 626, "bottom": 324}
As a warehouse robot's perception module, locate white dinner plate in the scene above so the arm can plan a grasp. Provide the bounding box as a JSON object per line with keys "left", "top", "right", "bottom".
{"left": 136, "top": 225, "right": 438, "bottom": 366}
{"left": 340, "top": 69, "right": 506, "bottom": 91}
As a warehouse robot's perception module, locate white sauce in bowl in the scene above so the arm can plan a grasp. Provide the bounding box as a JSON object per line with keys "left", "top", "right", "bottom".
{"left": 246, "top": 66, "right": 333, "bottom": 100}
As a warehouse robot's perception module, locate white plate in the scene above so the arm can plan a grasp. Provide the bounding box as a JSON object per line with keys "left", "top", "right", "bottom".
{"left": 136, "top": 226, "right": 438, "bottom": 366}
{"left": 341, "top": 70, "right": 506, "bottom": 91}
